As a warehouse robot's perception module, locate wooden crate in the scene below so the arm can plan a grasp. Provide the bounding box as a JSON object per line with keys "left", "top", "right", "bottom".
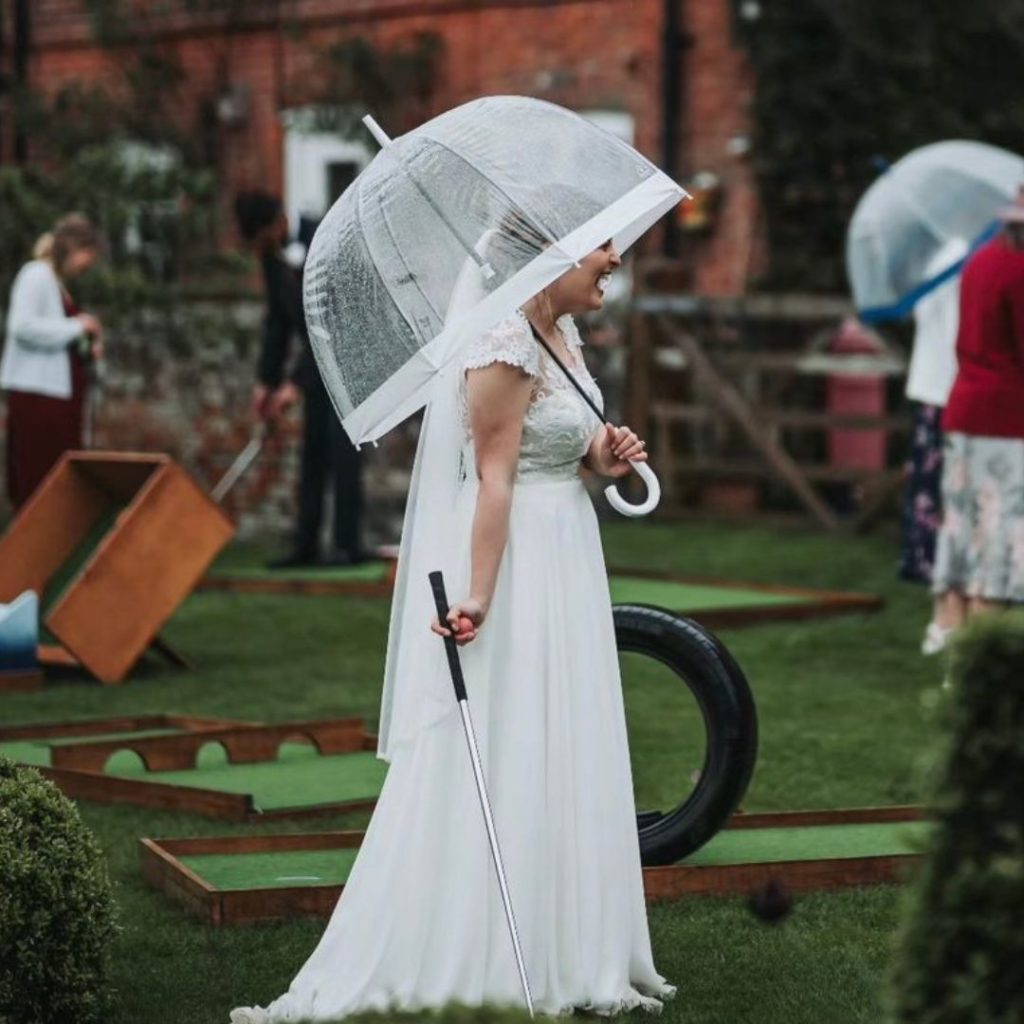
{"left": 0, "top": 451, "right": 234, "bottom": 682}
{"left": 141, "top": 806, "right": 925, "bottom": 926}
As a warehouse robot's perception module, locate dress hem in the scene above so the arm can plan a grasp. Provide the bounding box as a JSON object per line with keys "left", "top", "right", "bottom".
{"left": 229, "top": 982, "right": 677, "bottom": 1022}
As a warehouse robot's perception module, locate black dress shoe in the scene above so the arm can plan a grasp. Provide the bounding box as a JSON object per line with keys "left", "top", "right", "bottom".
{"left": 266, "top": 551, "right": 321, "bottom": 570}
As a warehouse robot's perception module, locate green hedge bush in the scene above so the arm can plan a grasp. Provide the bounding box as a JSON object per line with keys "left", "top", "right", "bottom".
{"left": 0, "top": 755, "right": 118, "bottom": 1024}
{"left": 886, "top": 613, "right": 1024, "bottom": 1023}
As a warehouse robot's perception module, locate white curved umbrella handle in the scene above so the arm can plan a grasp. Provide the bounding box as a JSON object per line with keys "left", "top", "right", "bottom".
{"left": 604, "top": 460, "right": 661, "bottom": 518}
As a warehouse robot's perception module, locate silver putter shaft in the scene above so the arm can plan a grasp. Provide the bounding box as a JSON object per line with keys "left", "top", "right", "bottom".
{"left": 429, "top": 570, "right": 535, "bottom": 1017}
{"left": 211, "top": 431, "right": 264, "bottom": 504}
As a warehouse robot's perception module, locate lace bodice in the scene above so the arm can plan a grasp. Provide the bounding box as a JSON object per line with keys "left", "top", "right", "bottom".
{"left": 457, "top": 309, "right": 603, "bottom": 483}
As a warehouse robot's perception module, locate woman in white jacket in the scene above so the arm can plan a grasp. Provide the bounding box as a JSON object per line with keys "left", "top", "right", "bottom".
{"left": 2, "top": 214, "right": 103, "bottom": 508}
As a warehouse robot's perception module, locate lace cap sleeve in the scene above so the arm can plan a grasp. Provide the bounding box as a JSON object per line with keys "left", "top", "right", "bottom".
{"left": 462, "top": 313, "right": 540, "bottom": 378}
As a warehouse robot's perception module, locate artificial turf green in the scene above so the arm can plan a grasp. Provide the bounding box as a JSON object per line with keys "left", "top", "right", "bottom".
{"left": 181, "top": 848, "right": 361, "bottom": 891}
{"left": 108, "top": 743, "right": 388, "bottom": 811}
{"left": 0, "top": 518, "right": 946, "bottom": 1023}
{"left": 0, "top": 739, "right": 50, "bottom": 766}
{"left": 685, "top": 821, "right": 929, "bottom": 866}
{"left": 609, "top": 576, "right": 806, "bottom": 609}
{"left": 176, "top": 821, "right": 928, "bottom": 894}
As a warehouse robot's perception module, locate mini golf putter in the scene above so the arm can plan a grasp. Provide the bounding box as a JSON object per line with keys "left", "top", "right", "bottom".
{"left": 429, "top": 569, "right": 535, "bottom": 1018}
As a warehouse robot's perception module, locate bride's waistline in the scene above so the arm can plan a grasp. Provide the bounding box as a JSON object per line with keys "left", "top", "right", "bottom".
{"left": 457, "top": 473, "right": 586, "bottom": 495}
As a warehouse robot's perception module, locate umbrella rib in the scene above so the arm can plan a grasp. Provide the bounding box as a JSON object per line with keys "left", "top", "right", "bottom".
{"left": 413, "top": 132, "right": 580, "bottom": 266}
{"left": 376, "top": 191, "right": 445, "bottom": 329}
{"left": 353, "top": 178, "right": 426, "bottom": 370}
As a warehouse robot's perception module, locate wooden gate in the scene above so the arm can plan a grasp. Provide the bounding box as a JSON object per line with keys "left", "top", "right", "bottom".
{"left": 624, "top": 272, "right": 909, "bottom": 531}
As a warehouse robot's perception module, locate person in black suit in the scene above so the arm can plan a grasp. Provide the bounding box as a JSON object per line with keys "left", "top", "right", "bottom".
{"left": 234, "top": 191, "right": 365, "bottom": 568}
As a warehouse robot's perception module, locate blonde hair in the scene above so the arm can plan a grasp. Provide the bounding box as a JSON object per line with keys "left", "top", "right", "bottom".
{"left": 33, "top": 232, "right": 55, "bottom": 260}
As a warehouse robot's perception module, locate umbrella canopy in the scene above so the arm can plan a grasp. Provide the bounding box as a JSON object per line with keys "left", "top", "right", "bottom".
{"left": 846, "top": 140, "right": 1024, "bottom": 322}
{"left": 303, "top": 95, "right": 685, "bottom": 446}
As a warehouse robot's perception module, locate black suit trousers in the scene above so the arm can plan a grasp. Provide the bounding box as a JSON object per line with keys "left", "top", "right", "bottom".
{"left": 295, "top": 379, "right": 364, "bottom": 557}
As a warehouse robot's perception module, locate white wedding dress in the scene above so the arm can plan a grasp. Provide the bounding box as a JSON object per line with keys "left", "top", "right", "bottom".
{"left": 231, "top": 311, "right": 676, "bottom": 1021}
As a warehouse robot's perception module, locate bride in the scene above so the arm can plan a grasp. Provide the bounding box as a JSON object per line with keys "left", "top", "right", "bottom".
{"left": 231, "top": 237, "right": 676, "bottom": 1021}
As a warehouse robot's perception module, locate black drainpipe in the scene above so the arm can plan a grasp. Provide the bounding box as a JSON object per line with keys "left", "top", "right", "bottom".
{"left": 13, "top": 0, "right": 30, "bottom": 164}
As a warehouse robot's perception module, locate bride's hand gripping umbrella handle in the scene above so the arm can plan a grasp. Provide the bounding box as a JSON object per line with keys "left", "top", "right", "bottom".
{"left": 526, "top": 322, "right": 661, "bottom": 518}
{"left": 604, "top": 458, "right": 661, "bottom": 518}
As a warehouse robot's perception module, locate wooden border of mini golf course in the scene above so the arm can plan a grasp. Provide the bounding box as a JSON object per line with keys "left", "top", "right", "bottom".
{"left": 196, "top": 563, "right": 881, "bottom": 629}
{"left": 140, "top": 806, "right": 925, "bottom": 926}
{"left": 3, "top": 716, "right": 380, "bottom": 822}
{"left": 0, "top": 669, "right": 44, "bottom": 693}
{"left": 197, "top": 561, "right": 396, "bottom": 598}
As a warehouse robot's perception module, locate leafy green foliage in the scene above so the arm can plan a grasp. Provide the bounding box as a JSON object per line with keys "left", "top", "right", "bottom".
{"left": 736, "top": 0, "right": 1024, "bottom": 290}
{"left": 0, "top": 756, "right": 118, "bottom": 1024}
{"left": 886, "top": 613, "right": 1024, "bottom": 1023}
{"left": 1, "top": 37, "right": 248, "bottom": 322}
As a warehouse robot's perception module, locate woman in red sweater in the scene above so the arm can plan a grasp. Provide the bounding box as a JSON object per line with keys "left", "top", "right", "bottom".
{"left": 929, "top": 190, "right": 1024, "bottom": 644}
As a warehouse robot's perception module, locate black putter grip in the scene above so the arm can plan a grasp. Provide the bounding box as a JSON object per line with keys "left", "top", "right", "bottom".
{"left": 428, "top": 570, "right": 468, "bottom": 702}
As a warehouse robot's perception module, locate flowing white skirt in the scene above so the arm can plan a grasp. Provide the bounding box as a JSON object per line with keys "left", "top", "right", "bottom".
{"left": 231, "top": 477, "right": 676, "bottom": 1021}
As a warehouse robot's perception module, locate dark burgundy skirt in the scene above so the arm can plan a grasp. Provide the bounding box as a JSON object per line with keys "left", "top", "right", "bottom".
{"left": 5, "top": 350, "right": 86, "bottom": 509}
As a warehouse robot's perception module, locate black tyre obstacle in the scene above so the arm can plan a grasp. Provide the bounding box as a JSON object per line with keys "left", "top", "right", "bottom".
{"left": 614, "top": 604, "right": 758, "bottom": 867}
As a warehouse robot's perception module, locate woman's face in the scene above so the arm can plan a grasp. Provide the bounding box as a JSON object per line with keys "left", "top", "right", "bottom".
{"left": 549, "top": 240, "right": 622, "bottom": 314}
{"left": 63, "top": 246, "right": 98, "bottom": 278}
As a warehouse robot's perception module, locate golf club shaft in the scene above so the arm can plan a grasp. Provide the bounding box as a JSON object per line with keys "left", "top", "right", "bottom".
{"left": 458, "top": 699, "right": 535, "bottom": 1017}
{"left": 428, "top": 571, "right": 534, "bottom": 1016}
{"left": 211, "top": 434, "right": 263, "bottom": 504}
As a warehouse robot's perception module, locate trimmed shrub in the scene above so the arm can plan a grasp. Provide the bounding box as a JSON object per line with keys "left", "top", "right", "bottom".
{"left": 0, "top": 755, "right": 118, "bottom": 1024}
{"left": 886, "top": 613, "right": 1024, "bottom": 1023}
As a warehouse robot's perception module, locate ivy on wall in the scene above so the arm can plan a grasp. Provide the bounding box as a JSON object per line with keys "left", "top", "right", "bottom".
{"left": 734, "top": 0, "right": 1024, "bottom": 292}
{"left": 2, "top": 2, "right": 443, "bottom": 309}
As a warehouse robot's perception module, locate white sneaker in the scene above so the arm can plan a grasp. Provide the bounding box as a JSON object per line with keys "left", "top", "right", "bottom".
{"left": 921, "top": 621, "right": 955, "bottom": 656}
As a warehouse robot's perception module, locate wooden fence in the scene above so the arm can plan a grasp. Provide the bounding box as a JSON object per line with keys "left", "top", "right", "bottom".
{"left": 624, "top": 270, "right": 909, "bottom": 531}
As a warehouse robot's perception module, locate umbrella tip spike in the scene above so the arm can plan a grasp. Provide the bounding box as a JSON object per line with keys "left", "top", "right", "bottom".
{"left": 363, "top": 114, "right": 392, "bottom": 149}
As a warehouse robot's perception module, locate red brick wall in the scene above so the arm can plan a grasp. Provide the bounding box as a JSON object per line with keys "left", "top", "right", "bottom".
{"left": 682, "top": 0, "right": 762, "bottom": 295}
{"left": 26, "top": 0, "right": 662, "bottom": 224}
{"left": 23, "top": 0, "right": 760, "bottom": 289}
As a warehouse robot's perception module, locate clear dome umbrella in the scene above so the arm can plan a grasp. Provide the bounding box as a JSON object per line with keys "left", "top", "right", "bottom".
{"left": 303, "top": 95, "right": 686, "bottom": 517}
{"left": 847, "top": 139, "right": 1024, "bottom": 322}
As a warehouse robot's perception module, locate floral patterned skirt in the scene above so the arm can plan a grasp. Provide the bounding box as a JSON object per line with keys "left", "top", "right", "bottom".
{"left": 899, "top": 403, "right": 944, "bottom": 585}
{"left": 932, "top": 432, "right": 1024, "bottom": 602}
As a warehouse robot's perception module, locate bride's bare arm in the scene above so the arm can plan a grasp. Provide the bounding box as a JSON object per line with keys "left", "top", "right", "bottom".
{"left": 466, "top": 362, "right": 533, "bottom": 612}
{"left": 430, "top": 361, "right": 532, "bottom": 644}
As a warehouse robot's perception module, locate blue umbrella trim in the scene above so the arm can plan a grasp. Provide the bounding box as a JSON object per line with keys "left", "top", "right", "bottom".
{"left": 858, "top": 220, "right": 1001, "bottom": 324}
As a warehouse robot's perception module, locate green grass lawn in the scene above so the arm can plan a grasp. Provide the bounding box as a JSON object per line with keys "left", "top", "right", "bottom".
{"left": 2, "top": 517, "right": 944, "bottom": 1024}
